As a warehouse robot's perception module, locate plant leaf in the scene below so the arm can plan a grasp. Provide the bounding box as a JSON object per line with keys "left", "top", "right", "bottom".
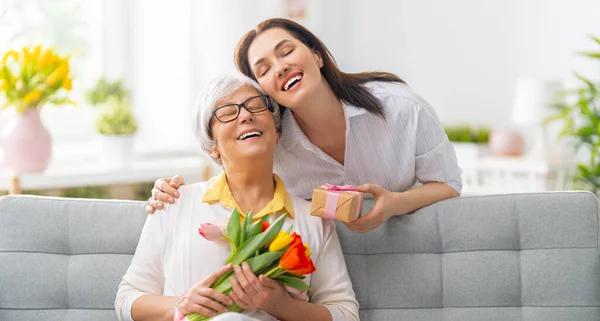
{"left": 229, "top": 213, "right": 288, "bottom": 266}
{"left": 227, "top": 207, "right": 241, "bottom": 248}
{"left": 240, "top": 210, "right": 253, "bottom": 245}
{"left": 275, "top": 275, "right": 311, "bottom": 291}
{"left": 578, "top": 164, "right": 592, "bottom": 177}
{"left": 212, "top": 251, "right": 285, "bottom": 293}
{"left": 575, "top": 73, "right": 598, "bottom": 98}
{"left": 577, "top": 51, "right": 600, "bottom": 59}
{"left": 576, "top": 126, "right": 595, "bottom": 137}
{"left": 223, "top": 234, "right": 237, "bottom": 256}
{"left": 246, "top": 219, "right": 263, "bottom": 240}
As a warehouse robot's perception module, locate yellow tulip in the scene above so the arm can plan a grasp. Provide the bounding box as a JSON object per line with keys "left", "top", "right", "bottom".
{"left": 62, "top": 77, "right": 72, "bottom": 91}
{"left": 46, "top": 64, "right": 68, "bottom": 86}
{"left": 31, "top": 45, "right": 42, "bottom": 61}
{"left": 2, "top": 50, "right": 19, "bottom": 64}
{"left": 39, "top": 49, "right": 54, "bottom": 69}
{"left": 23, "top": 89, "right": 42, "bottom": 104}
{"left": 22, "top": 47, "right": 31, "bottom": 66}
{"left": 0, "top": 79, "right": 6, "bottom": 91}
{"left": 269, "top": 231, "right": 294, "bottom": 252}
{"left": 304, "top": 243, "right": 311, "bottom": 257}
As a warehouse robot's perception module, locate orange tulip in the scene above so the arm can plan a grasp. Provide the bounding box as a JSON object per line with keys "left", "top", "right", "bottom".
{"left": 279, "top": 234, "right": 316, "bottom": 275}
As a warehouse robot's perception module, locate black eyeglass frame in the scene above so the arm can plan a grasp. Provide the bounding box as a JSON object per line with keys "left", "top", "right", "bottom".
{"left": 211, "top": 94, "right": 273, "bottom": 123}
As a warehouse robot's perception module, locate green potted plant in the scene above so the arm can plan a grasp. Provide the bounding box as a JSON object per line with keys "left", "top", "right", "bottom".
{"left": 544, "top": 35, "right": 600, "bottom": 194}
{"left": 86, "top": 78, "right": 138, "bottom": 169}
{"left": 444, "top": 125, "right": 490, "bottom": 160}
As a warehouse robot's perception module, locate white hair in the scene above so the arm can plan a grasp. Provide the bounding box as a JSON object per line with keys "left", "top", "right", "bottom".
{"left": 192, "top": 73, "right": 281, "bottom": 166}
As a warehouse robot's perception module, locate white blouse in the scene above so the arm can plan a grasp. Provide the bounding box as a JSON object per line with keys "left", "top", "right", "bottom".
{"left": 274, "top": 81, "right": 462, "bottom": 199}
{"left": 115, "top": 180, "right": 359, "bottom": 321}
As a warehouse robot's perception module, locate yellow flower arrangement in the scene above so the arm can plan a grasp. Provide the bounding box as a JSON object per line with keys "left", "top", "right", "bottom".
{"left": 0, "top": 45, "right": 74, "bottom": 114}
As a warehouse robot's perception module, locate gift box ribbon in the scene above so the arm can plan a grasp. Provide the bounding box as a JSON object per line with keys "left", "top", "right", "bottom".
{"left": 321, "top": 184, "right": 363, "bottom": 220}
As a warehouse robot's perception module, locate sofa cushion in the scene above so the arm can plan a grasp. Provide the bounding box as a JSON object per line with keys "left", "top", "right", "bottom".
{"left": 0, "top": 196, "right": 146, "bottom": 320}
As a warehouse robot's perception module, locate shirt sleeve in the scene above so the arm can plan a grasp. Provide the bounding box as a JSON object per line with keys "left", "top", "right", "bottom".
{"left": 308, "top": 220, "right": 360, "bottom": 321}
{"left": 408, "top": 96, "right": 463, "bottom": 194}
{"left": 115, "top": 206, "right": 171, "bottom": 321}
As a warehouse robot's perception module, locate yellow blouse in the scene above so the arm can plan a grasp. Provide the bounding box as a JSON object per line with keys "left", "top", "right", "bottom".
{"left": 202, "top": 172, "right": 295, "bottom": 221}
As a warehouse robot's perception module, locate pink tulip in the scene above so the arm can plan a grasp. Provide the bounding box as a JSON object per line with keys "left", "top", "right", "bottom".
{"left": 197, "top": 218, "right": 227, "bottom": 241}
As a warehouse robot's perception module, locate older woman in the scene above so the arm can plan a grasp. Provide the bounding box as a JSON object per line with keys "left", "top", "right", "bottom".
{"left": 115, "top": 74, "right": 358, "bottom": 321}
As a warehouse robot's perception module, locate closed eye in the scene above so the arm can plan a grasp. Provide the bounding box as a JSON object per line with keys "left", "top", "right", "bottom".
{"left": 260, "top": 67, "right": 271, "bottom": 77}
{"left": 282, "top": 48, "right": 294, "bottom": 56}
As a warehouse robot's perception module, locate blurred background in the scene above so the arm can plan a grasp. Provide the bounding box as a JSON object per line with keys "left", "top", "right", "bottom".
{"left": 1, "top": 0, "right": 599, "bottom": 199}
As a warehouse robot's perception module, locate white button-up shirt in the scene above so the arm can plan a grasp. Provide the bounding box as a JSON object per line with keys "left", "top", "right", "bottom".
{"left": 115, "top": 180, "right": 359, "bottom": 321}
{"left": 274, "top": 81, "right": 462, "bottom": 199}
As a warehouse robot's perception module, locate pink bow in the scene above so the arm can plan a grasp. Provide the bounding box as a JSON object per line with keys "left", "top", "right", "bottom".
{"left": 321, "top": 184, "right": 358, "bottom": 191}
{"left": 320, "top": 184, "right": 362, "bottom": 221}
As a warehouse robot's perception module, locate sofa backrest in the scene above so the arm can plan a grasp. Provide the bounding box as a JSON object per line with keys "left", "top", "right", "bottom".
{"left": 0, "top": 196, "right": 146, "bottom": 321}
{"left": 337, "top": 192, "right": 600, "bottom": 321}
{"left": 1, "top": 192, "right": 599, "bottom": 321}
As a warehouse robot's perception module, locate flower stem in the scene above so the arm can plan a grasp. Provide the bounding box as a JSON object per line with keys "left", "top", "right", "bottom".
{"left": 263, "top": 266, "right": 282, "bottom": 278}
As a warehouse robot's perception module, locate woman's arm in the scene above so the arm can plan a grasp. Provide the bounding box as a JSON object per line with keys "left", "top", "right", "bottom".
{"left": 131, "top": 267, "right": 233, "bottom": 321}
{"left": 115, "top": 208, "right": 173, "bottom": 321}
{"left": 268, "top": 294, "right": 333, "bottom": 321}
{"left": 394, "top": 181, "right": 458, "bottom": 214}
{"left": 116, "top": 203, "right": 232, "bottom": 321}
{"left": 412, "top": 98, "right": 463, "bottom": 195}
{"left": 130, "top": 295, "right": 179, "bottom": 321}
{"left": 347, "top": 182, "right": 458, "bottom": 233}
{"left": 303, "top": 220, "right": 360, "bottom": 321}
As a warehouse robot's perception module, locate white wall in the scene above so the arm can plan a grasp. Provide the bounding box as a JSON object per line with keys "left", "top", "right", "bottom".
{"left": 130, "top": 0, "right": 600, "bottom": 154}
{"left": 6, "top": 0, "right": 597, "bottom": 161}
{"left": 129, "top": 0, "right": 193, "bottom": 150}
{"left": 344, "top": 0, "right": 600, "bottom": 128}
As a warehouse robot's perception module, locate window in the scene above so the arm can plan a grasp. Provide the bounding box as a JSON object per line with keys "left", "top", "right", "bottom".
{"left": 0, "top": 0, "right": 104, "bottom": 145}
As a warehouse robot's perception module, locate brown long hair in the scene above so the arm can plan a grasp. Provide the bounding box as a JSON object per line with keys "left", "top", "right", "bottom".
{"left": 234, "top": 18, "right": 405, "bottom": 118}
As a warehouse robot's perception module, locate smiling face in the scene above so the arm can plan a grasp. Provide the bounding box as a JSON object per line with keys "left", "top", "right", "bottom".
{"left": 247, "top": 28, "right": 324, "bottom": 110}
{"left": 210, "top": 85, "right": 279, "bottom": 167}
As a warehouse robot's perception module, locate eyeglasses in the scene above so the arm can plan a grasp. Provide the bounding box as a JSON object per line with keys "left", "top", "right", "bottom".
{"left": 211, "top": 95, "right": 273, "bottom": 123}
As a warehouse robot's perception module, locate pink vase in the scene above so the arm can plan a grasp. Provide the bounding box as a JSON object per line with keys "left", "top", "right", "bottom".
{"left": 2, "top": 108, "right": 52, "bottom": 173}
{"left": 489, "top": 129, "right": 524, "bottom": 157}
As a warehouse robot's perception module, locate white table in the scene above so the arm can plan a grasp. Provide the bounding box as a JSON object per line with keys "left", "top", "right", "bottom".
{"left": 459, "top": 156, "right": 576, "bottom": 196}
{"left": 0, "top": 150, "right": 215, "bottom": 194}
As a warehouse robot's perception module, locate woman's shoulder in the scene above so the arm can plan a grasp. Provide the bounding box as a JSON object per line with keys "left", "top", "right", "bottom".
{"left": 364, "top": 80, "right": 431, "bottom": 111}
{"left": 176, "top": 181, "right": 210, "bottom": 200}
{"left": 160, "top": 181, "right": 211, "bottom": 215}
{"left": 289, "top": 195, "right": 322, "bottom": 225}
{"left": 289, "top": 195, "right": 311, "bottom": 214}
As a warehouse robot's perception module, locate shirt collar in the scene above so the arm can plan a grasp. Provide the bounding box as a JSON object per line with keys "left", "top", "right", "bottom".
{"left": 279, "top": 103, "right": 369, "bottom": 151}
{"left": 202, "top": 172, "right": 295, "bottom": 220}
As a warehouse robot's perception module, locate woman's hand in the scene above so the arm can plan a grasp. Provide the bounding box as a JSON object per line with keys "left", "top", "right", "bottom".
{"left": 146, "top": 175, "right": 185, "bottom": 214}
{"left": 175, "top": 264, "right": 234, "bottom": 318}
{"left": 345, "top": 184, "right": 402, "bottom": 233}
{"left": 229, "top": 262, "right": 290, "bottom": 314}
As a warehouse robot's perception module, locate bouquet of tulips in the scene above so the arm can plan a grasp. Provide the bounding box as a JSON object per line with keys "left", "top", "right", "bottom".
{"left": 188, "top": 209, "right": 316, "bottom": 321}
{"left": 1, "top": 45, "right": 74, "bottom": 113}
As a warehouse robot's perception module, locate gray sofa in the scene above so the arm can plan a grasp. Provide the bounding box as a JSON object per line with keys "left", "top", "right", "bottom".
{"left": 1, "top": 192, "right": 599, "bottom": 321}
